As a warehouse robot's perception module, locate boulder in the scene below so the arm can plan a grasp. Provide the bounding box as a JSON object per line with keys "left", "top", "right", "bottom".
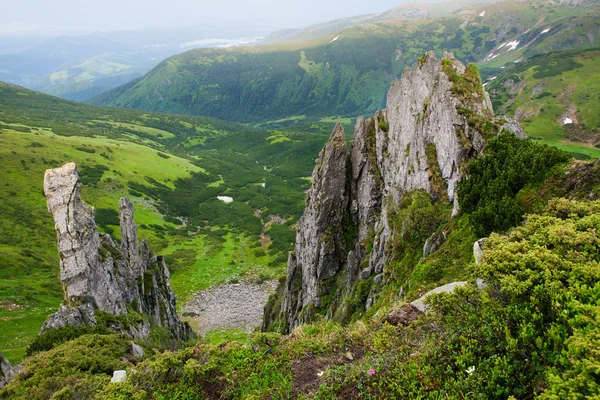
{"left": 110, "top": 370, "right": 127, "bottom": 383}
{"left": 383, "top": 304, "right": 424, "bottom": 326}
{"left": 130, "top": 342, "right": 145, "bottom": 359}
{"left": 0, "top": 352, "right": 21, "bottom": 389}
{"left": 410, "top": 281, "right": 468, "bottom": 313}
{"left": 473, "top": 238, "right": 486, "bottom": 266}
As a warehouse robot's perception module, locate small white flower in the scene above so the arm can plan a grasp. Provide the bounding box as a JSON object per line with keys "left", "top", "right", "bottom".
{"left": 317, "top": 371, "right": 324, "bottom": 377}
{"left": 465, "top": 366, "right": 475, "bottom": 375}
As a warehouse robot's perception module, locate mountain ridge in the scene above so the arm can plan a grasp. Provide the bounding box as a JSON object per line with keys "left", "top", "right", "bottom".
{"left": 264, "top": 51, "right": 510, "bottom": 330}
{"left": 90, "top": 0, "right": 600, "bottom": 125}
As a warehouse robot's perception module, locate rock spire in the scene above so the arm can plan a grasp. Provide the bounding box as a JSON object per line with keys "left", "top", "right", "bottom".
{"left": 264, "top": 52, "right": 519, "bottom": 331}
{"left": 42, "top": 162, "right": 192, "bottom": 340}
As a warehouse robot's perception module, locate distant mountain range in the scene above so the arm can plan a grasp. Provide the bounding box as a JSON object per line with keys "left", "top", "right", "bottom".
{"left": 0, "top": 28, "right": 266, "bottom": 101}
{"left": 89, "top": 0, "right": 600, "bottom": 124}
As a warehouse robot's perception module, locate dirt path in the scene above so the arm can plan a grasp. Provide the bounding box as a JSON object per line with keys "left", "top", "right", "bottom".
{"left": 182, "top": 281, "right": 278, "bottom": 335}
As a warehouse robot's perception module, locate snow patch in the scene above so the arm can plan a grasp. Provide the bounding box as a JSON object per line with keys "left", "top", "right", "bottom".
{"left": 564, "top": 118, "right": 573, "bottom": 125}
{"left": 217, "top": 196, "right": 234, "bottom": 203}
{"left": 479, "top": 11, "right": 486, "bottom": 17}
{"left": 505, "top": 40, "right": 520, "bottom": 51}
{"left": 329, "top": 36, "right": 339, "bottom": 43}
{"left": 483, "top": 76, "right": 497, "bottom": 86}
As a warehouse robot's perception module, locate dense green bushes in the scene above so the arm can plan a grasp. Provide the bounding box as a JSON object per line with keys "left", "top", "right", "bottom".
{"left": 458, "top": 132, "right": 571, "bottom": 236}
{"left": 3, "top": 334, "right": 129, "bottom": 400}
{"left": 26, "top": 325, "right": 113, "bottom": 356}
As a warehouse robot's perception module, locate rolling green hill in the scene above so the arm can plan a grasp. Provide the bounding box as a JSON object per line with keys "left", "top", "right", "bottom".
{"left": 0, "top": 82, "right": 340, "bottom": 361}
{"left": 262, "top": 0, "right": 501, "bottom": 45}
{"left": 90, "top": 0, "right": 600, "bottom": 123}
{"left": 33, "top": 52, "right": 156, "bottom": 102}
{"left": 487, "top": 49, "right": 600, "bottom": 159}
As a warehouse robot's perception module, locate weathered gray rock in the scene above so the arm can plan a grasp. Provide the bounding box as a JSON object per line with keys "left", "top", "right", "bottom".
{"left": 110, "top": 370, "right": 127, "bottom": 383}
{"left": 501, "top": 117, "right": 527, "bottom": 139}
{"left": 410, "top": 281, "right": 468, "bottom": 313}
{"left": 130, "top": 342, "right": 145, "bottom": 359}
{"left": 42, "top": 163, "right": 193, "bottom": 341}
{"left": 279, "top": 124, "right": 349, "bottom": 328}
{"left": 476, "top": 278, "right": 488, "bottom": 289}
{"left": 41, "top": 303, "right": 96, "bottom": 331}
{"left": 473, "top": 238, "right": 486, "bottom": 266}
{"left": 423, "top": 231, "right": 446, "bottom": 258}
{"left": 265, "top": 52, "right": 517, "bottom": 332}
{"left": 373, "top": 273, "right": 384, "bottom": 286}
{"left": 0, "top": 352, "right": 18, "bottom": 389}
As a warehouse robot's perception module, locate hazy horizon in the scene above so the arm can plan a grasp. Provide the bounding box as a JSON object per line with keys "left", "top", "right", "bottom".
{"left": 2, "top": 0, "right": 421, "bottom": 38}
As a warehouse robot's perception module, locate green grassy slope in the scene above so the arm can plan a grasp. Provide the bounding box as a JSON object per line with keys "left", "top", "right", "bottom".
{"left": 0, "top": 82, "right": 336, "bottom": 361}
{"left": 90, "top": 0, "right": 599, "bottom": 123}
{"left": 33, "top": 52, "right": 153, "bottom": 102}
{"left": 487, "top": 49, "right": 600, "bottom": 159}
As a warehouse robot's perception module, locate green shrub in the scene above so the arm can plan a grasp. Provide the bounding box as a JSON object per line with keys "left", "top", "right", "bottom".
{"left": 458, "top": 132, "right": 571, "bottom": 236}
{"left": 26, "top": 325, "right": 113, "bottom": 355}
{"left": 3, "top": 334, "right": 129, "bottom": 400}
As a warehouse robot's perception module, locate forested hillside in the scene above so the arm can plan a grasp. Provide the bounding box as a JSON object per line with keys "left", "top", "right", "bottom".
{"left": 91, "top": 0, "right": 600, "bottom": 123}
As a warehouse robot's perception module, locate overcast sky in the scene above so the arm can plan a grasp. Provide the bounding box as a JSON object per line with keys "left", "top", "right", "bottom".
{"left": 1, "top": 0, "right": 411, "bottom": 37}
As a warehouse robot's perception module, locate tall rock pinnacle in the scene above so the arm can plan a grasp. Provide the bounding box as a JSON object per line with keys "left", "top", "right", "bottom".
{"left": 43, "top": 162, "right": 121, "bottom": 313}
{"left": 265, "top": 52, "right": 517, "bottom": 332}
{"left": 42, "top": 163, "right": 192, "bottom": 340}
{"left": 280, "top": 123, "right": 348, "bottom": 328}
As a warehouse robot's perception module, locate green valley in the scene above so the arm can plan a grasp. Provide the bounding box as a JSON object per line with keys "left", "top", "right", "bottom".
{"left": 488, "top": 49, "right": 600, "bottom": 159}
{"left": 0, "top": 82, "right": 339, "bottom": 361}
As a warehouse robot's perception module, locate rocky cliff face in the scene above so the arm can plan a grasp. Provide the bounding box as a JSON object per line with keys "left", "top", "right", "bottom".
{"left": 0, "top": 352, "right": 19, "bottom": 389}
{"left": 264, "top": 52, "right": 517, "bottom": 332}
{"left": 42, "top": 162, "right": 192, "bottom": 340}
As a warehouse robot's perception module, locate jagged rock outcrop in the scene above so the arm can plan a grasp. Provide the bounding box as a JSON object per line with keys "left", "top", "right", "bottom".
{"left": 501, "top": 117, "right": 527, "bottom": 139}
{"left": 280, "top": 124, "right": 349, "bottom": 328}
{"left": 423, "top": 231, "right": 447, "bottom": 259}
{"left": 265, "top": 52, "right": 518, "bottom": 332}
{"left": 42, "top": 162, "right": 193, "bottom": 340}
{"left": 0, "top": 352, "right": 20, "bottom": 389}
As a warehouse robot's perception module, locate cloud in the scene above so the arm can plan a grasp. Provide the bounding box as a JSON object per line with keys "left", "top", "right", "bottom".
{"left": 180, "top": 36, "right": 263, "bottom": 49}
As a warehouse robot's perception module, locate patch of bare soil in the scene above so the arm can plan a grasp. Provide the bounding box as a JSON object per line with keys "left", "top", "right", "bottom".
{"left": 291, "top": 348, "right": 364, "bottom": 398}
